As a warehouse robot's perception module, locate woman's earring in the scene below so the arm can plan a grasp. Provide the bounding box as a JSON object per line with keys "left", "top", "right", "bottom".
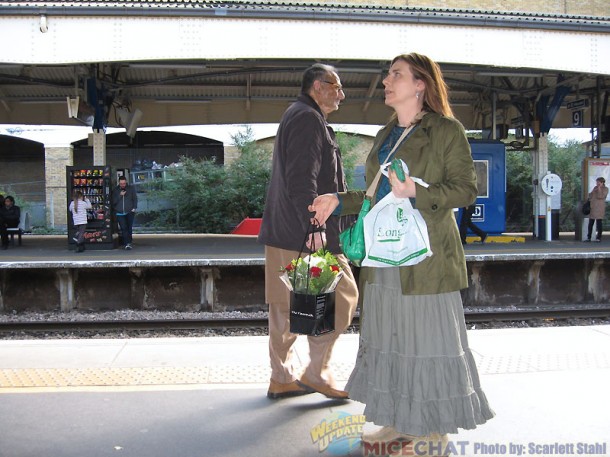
{"left": 416, "top": 92, "right": 420, "bottom": 100}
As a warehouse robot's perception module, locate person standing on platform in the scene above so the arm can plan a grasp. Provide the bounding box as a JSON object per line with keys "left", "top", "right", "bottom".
{"left": 69, "top": 189, "right": 92, "bottom": 253}
{"left": 0, "top": 195, "right": 20, "bottom": 250}
{"left": 258, "top": 64, "right": 359, "bottom": 400}
{"left": 112, "top": 176, "right": 138, "bottom": 250}
{"left": 459, "top": 203, "right": 487, "bottom": 244}
{"left": 310, "top": 53, "right": 494, "bottom": 454}
{"left": 585, "top": 176, "right": 608, "bottom": 242}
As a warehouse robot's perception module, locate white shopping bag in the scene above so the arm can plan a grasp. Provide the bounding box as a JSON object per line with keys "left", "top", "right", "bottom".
{"left": 362, "top": 162, "right": 432, "bottom": 267}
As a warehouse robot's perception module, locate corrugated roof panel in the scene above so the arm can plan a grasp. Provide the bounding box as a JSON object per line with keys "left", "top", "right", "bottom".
{"left": 0, "top": 0, "right": 607, "bottom": 22}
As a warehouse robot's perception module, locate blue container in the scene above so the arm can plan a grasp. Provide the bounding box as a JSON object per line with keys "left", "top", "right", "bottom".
{"left": 458, "top": 140, "right": 506, "bottom": 235}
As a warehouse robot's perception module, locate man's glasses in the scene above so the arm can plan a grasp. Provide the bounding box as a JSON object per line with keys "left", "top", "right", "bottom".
{"left": 321, "top": 80, "right": 344, "bottom": 91}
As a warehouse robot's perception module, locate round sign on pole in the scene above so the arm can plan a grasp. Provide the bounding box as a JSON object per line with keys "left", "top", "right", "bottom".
{"left": 541, "top": 173, "right": 562, "bottom": 196}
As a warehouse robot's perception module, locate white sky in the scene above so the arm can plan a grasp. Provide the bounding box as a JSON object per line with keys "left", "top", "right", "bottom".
{"left": 0, "top": 123, "right": 596, "bottom": 148}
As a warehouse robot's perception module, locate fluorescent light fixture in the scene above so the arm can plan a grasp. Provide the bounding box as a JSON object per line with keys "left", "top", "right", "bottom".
{"left": 154, "top": 99, "right": 212, "bottom": 104}
{"left": 476, "top": 71, "right": 545, "bottom": 78}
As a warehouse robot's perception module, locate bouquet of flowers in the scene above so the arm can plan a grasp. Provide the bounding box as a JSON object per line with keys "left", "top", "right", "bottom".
{"left": 280, "top": 249, "right": 344, "bottom": 295}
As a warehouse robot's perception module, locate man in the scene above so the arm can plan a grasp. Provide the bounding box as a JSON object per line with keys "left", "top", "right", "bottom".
{"left": 258, "top": 64, "right": 358, "bottom": 400}
{"left": 112, "top": 176, "right": 137, "bottom": 250}
{"left": 459, "top": 203, "right": 487, "bottom": 244}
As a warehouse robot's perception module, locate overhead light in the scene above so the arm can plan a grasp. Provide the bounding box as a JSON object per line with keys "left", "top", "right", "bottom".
{"left": 67, "top": 97, "right": 79, "bottom": 118}
{"left": 39, "top": 15, "right": 48, "bottom": 33}
{"left": 20, "top": 98, "right": 64, "bottom": 104}
{"left": 116, "top": 107, "right": 143, "bottom": 138}
{"left": 154, "top": 99, "right": 211, "bottom": 104}
{"left": 477, "top": 71, "right": 545, "bottom": 78}
{"left": 67, "top": 96, "right": 95, "bottom": 126}
{"left": 128, "top": 64, "right": 207, "bottom": 70}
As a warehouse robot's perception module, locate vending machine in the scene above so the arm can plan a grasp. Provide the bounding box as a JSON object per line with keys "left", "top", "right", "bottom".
{"left": 66, "top": 165, "right": 116, "bottom": 250}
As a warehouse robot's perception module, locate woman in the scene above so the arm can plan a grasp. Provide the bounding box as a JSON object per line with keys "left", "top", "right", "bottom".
{"left": 0, "top": 195, "right": 20, "bottom": 249}
{"left": 586, "top": 177, "right": 608, "bottom": 242}
{"left": 309, "top": 53, "right": 494, "bottom": 455}
{"left": 69, "top": 189, "right": 92, "bottom": 252}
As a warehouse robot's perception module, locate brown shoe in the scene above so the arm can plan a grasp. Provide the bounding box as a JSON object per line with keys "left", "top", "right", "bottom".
{"left": 267, "top": 379, "right": 311, "bottom": 399}
{"left": 296, "top": 375, "right": 349, "bottom": 399}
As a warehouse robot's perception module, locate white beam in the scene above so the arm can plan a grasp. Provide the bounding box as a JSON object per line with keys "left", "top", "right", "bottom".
{"left": 1, "top": 16, "right": 609, "bottom": 75}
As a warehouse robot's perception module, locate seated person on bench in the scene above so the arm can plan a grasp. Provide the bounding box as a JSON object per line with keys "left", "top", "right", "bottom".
{"left": 0, "top": 195, "right": 20, "bottom": 249}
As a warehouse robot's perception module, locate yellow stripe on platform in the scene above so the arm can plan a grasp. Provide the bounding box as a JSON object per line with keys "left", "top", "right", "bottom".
{"left": 0, "top": 363, "right": 356, "bottom": 390}
{"left": 466, "top": 235, "right": 525, "bottom": 243}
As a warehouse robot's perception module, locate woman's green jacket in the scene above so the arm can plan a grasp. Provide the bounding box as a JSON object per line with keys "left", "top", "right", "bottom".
{"left": 338, "top": 112, "right": 478, "bottom": 296}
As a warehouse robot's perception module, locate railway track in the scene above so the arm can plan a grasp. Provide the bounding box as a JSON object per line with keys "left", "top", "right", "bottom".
{"left": 1, "top": 306, "right": 609, "bottom": 334}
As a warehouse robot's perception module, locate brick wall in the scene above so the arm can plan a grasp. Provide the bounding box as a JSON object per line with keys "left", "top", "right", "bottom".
{"left": 45, "top": 146, "right": 73, "bottom": 228}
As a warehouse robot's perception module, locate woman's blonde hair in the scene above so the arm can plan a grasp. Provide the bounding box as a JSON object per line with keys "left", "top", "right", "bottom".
{"left": 391, "top": 53, "right": 453, "bottom": 118}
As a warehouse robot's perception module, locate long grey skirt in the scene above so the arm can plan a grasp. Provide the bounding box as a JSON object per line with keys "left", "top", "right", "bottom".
{"left": 345, "top": 267, "right": 495, "bottom": 436}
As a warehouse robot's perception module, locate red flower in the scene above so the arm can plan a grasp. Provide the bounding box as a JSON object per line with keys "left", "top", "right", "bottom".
{"left": 331, "top": 265, "right": 340, "bottom": 272}
{"left": 310, "top": 266, "right": 322, "bottom": 277}
{"left": 284, "top": 264, "right": 293, "bottom": 271}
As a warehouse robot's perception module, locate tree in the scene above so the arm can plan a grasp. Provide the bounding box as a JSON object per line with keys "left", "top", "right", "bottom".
{"left": 335, "top": 132, "right": 362, "bottom": 189}
{"left": 548, "top": 138, "right": 585, "bottom": 230}
{"left": 152, "top": 157, "right": 232, "bottom": 233}
{"left": 225, "top": 126, "right": 272, "bottom": 223}
{"left": 140, "top": 126, "right": 272, "bottom": 233}
{"left": 504, "top": 137, "right": 586, "bottom": 232}
{"left": 505, "top": 150, "right": 534, "bottom": 232}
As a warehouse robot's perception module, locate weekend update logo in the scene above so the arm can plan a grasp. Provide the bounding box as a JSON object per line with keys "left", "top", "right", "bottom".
{"left": 310, "top": 412, "right": 366, "bottom": 455}
{"left": 310, "top": 413, "right": 608, "bottom": 456}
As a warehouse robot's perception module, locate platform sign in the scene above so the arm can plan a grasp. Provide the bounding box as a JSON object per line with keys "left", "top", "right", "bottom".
{"left": 541, "top": 173, "right": 562, "bottom": 196}
{"left": 567, "top": 99, "right": 589, "bottom": 110}
{"left": 472, "top": 204, "right": 484, "bottom": 222}
{"left": 572, "top": 110, "right": 584, "bottom": 127}
{"left": 511, "top": 116, "right": 525, "bottom": 139}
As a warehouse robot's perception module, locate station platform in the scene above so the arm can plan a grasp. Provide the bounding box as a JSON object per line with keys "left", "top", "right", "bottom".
{"left": 0, "top": 232, "right": 608, "bottom": 268}
{"left": 1, "top": 325, "right": 609, "bottom": 457}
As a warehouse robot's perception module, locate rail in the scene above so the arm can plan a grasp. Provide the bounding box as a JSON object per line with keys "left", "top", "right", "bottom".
{"left": 2, "top": 305, "right": 609, "bottom": 335}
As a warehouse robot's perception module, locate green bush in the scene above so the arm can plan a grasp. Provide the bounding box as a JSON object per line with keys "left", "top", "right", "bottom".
{"left": 140, "top": 126, "right": 363, "bottom": 233}
{"left": 151, "top": 157, "right": 232, "bottom": 233}
{"left": 505, "top": 137, "right": 586, "bottom": 232}
{"left": 224, "top": 128, "right": 272, "bottom": 223}
{"left": 140, "top": 126, "right": 272, "bottom": 233}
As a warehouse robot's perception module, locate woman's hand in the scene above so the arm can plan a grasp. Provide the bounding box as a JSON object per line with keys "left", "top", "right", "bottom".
{"left": 308, "top": 193, "right": 340, "bottom": 226}
{"left": 389, "top": 169, "right": 417, "bottom": 198}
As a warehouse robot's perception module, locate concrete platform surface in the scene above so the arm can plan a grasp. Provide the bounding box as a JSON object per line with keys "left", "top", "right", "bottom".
{"left": 1, "top": 325, "right": 609, "bottom": 456}
{"left": 1, "top": 232, "right": 610, "bottom": 269}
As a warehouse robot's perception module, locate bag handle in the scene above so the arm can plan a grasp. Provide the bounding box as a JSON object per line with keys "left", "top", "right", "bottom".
{"left": 293, "top": 220, "right": 326, "bottom": 293}
{"left": 365, "top": 121, "right": 418, "bottom": 199}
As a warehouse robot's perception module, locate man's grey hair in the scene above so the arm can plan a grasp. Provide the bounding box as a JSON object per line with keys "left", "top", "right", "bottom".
{"left": 301, "top": 64, "right": 337, "bottom": 93}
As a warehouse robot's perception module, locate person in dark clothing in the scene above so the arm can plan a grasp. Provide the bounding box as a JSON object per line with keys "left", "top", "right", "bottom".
{"left": 258, "top": 64, "right": 358, "bottom": 400}
{"left": 459, "top": 203, "right": 487, "bottom": 244}
{"left": 111, "top": 176, "right": 138, "bottom": 250}
{"left": 0, "top": 195, "right": 21, "bottom": 249}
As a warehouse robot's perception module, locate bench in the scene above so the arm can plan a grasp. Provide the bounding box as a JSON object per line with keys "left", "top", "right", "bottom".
{"left": 7, "top": 211, "right": 31, "bottom": 246}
